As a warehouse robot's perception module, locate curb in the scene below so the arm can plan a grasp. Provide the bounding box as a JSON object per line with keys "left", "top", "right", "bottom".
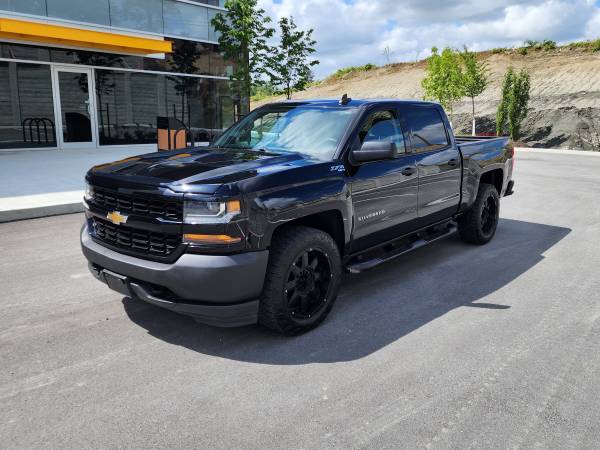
{"left": 0, "top": 202, "right": 84, "bottom": 223}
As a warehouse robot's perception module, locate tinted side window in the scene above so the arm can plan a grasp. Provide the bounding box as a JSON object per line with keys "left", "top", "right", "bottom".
{"left": 406, "top": 107, "right": 449, "bottom": 152}
{"left": 358, "top": 110, "right": 406, "bottom": 154}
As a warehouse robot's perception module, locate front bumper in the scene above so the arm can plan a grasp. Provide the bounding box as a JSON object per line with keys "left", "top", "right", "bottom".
{"left": 81, "top": 226, "right": 269, "bottom": 327}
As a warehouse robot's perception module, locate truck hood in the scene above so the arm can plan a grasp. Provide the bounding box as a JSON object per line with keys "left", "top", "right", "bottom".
{"left": 89, "top": 148, "right": 314, "bottom": 191}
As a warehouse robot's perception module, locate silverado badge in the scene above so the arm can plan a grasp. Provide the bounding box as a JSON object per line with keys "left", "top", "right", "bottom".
{"left": 107, "top": 211, "right": 128, "bottom": 225}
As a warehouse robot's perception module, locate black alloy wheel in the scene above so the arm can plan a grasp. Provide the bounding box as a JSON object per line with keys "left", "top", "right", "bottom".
{"left": 457, "top": 182, "right": 500, "bottom": 245}
{"left": 285, "top": 248, "right": 333, "bottom": 321}
{"left": 258, "top": 226, "right": 342, "bottom": 335}
{"left": 480, "top": 195, "right": 498, "bottom": 235}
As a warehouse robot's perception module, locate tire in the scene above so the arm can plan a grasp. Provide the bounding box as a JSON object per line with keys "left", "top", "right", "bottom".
{"left": 258, "top": 226, "right": 342, "bottom": 335}
{"left": 457, "top": 183, "right": 500, "bottom": 245}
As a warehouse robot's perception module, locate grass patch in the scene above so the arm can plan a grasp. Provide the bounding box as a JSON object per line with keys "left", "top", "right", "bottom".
{"left": 328, "top": 63, "right": 377, "bottom": 80}
{"left": 517, "top": 39, "right": 557, "bottom": 55}
{"left": 567, "top": 39, "right": 600, "bottom": 52}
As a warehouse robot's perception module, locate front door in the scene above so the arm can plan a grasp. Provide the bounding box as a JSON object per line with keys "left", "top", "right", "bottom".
{"left": 349, "top": 107, "right": 419, "bottom": 252}
{"left": 52, "top": 67, "right": 97, "bottom": 149}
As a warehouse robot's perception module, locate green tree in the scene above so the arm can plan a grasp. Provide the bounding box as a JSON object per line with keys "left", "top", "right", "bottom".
{"left": 496, "top": 67, "right": 531, "bottom": 140}
{"left": 496, "top": 67, "right": 513, "bottom": 136}
{"left": 268, "top": 16, "right": 319, "bottom": 100}
{"left": 211, "top": 0, "right": 275, "bottom": 101}
{"left": 459, "top": 46, "right": 488, "bottom": 135}
{"left": 421, "top": 47, "right": 465, "bottom": 123}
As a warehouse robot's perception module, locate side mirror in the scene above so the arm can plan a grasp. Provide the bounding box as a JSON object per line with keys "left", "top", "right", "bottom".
{"left": 352, "top": 141, "right": 396, "bottom": 163}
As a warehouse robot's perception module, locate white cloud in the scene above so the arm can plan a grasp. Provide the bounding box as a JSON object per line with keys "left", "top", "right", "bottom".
{"left": 584, "top": 7, "right": 600, "bottom": 38}
{"left": 258, "top": 0, "right": 600, "bottom": 78}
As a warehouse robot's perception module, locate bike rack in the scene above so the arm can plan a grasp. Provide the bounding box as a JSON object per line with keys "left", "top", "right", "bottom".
{"left": 22, "top": 117, "right": 56, "bottom": 145}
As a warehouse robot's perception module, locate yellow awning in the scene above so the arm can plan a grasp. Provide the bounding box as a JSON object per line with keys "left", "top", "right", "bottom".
{"left": 0, "top": 18, "right": 172, "bottom": 55}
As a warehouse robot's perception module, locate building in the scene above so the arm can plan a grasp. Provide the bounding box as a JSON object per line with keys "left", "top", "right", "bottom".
{"left": 0, "top": 0, "right": 247, "bottom": 151}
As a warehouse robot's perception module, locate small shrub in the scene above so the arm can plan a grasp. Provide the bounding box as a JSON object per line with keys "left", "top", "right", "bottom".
{"left": 517, "top": 47, "right": 528, "bottom": 55}
{"left": 541, "top": 39, "right": 557, "bottom": 51}
{"left": 524, "top": 39, "right": 539, "bottom": 48}
{"left": 491, "top": 47, "right": 507, "bottom": 54}
{"left": 521, "top": 39, "right": 557, "bottom": 52}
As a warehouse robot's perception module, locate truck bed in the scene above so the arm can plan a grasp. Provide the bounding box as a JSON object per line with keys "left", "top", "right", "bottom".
{"left": 455, "top": 135, "right": 511, "bottom": 158}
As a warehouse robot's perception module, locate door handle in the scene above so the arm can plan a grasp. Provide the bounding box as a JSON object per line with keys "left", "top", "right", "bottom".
{"left": 402, "top": 166, "right": 416, "bottom": 176}
{"left": 448, "top": 158, "right": 458, "bottom": 167}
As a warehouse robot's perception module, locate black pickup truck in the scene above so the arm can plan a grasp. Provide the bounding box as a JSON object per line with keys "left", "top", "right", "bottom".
{"left": 81, "top": 98, "right": 514, "bottom": 335}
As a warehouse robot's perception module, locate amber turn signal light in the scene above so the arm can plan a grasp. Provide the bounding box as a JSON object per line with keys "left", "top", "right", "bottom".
{"left": 226, "top": 200, "right": 241, "bottom": 214}
{"left": 183, "top": 234, "right": 242, "bottom": 244}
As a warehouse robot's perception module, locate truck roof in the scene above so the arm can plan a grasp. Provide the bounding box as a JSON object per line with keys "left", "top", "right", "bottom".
{"left": 269, "top": 98, "right": 440, "bottom": 108}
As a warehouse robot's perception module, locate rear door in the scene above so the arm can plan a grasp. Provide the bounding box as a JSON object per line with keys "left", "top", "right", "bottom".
{"left": 402, "top": 104, "right": 461, "bottom": 222}
{"left": 348, "top": 106, "right": 419, "bottom": 252}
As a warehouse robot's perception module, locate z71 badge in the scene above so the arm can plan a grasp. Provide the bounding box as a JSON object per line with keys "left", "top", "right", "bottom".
{"left": 330, "top": 165, "right": 345, "bottom": 173}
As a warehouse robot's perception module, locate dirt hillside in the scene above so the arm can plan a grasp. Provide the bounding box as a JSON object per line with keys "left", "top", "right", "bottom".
{"left": 254, "top": 48, "right": 600, "bottom": 150}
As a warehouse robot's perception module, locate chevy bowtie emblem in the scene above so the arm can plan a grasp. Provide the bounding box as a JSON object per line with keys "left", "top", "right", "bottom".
{"left": 107, "top": 211, "right": 128, "bottom": 225}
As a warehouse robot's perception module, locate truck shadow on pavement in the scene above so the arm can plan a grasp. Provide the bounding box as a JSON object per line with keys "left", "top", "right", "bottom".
{"left": 122, "top": 218, "right": 570, "bottom": 364}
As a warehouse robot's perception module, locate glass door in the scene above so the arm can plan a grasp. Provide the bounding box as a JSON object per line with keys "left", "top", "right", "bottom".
{"left": 52, "top": 67, "right": 97, "bottom": 149}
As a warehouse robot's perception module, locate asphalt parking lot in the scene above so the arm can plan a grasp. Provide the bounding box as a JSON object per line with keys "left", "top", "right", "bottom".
{"left": 1, "top": 150, "right": 599, "bottom": 449}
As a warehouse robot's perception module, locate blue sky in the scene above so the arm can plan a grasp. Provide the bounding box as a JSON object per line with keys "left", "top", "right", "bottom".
{"left": 259, "top": 0, "right": 600, "bottom": 78}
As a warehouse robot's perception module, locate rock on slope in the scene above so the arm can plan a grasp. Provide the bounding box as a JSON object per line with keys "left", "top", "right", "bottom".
{"left": 255, "top": 49, "right": 600, "bottom": 150}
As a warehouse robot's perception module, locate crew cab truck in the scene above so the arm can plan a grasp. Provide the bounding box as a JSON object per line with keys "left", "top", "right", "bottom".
{"left": 81, "top": 98, "right": 514, "bottom": 335}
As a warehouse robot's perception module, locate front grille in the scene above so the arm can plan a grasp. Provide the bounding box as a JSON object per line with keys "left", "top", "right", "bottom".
{"left": 91, "top": 217, "right": 180, "bottom": 257}
{"left": 93, "top": 187, "right": 182, "bottom": 220}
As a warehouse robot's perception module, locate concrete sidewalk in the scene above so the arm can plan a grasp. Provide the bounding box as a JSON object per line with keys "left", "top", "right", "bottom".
{"left": 0, "top": 146, "right": 154, "bottom": 222}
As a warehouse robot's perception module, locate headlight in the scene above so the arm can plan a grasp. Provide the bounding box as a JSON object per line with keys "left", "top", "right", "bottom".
{"left": 84, "top": 182, "right": 94, "bottom": 201}
{"left": 183, "top": 199, "right": 241, "bottom": 224}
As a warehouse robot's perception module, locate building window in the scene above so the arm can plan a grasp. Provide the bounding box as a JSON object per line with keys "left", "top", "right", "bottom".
{"left": 1, "top": 0, "right": 226, "bottom": 39}
{"left": 0, "top": 0, "right": 46, "bottom": 16}
{"left": 46, "top": 0, "right": 111, "bottom": 26}
{"left": 95, "top": 69, "right": 238, "bottom": 146}
{"left": 0, "top": 62, "right": 56, "bottom": 149}
{"left": 96, "top": 70, "right": 163, "bottom": 146}
{"left": 108, "top": 0, "right": 164, "bottom": 34}
{"left": 0, "top": 0, "right": 46, "bottom": 15}
{"left": 207, "top": 8, "right": 221, "bottom": 42}
{"left": 163, "top": 0, "right": 210, "bottom": 42}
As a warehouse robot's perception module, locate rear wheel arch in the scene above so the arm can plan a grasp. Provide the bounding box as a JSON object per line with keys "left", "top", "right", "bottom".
{"left": 479, "top": 168, "right": 504, "bottom": 195}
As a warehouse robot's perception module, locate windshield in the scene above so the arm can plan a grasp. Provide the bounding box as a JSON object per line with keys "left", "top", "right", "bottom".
{"left": 213, "top": 105, "right": 357, "bottom": 160}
